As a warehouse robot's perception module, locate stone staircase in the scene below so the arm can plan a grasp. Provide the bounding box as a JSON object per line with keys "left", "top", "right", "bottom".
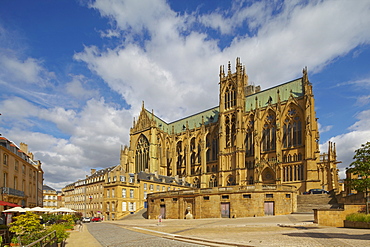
{"left": 296, "top": 193, "right": 342, "bottom": 213}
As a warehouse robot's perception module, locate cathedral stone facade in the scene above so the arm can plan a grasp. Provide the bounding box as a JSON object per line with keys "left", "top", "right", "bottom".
{"left": 120, "top": 58, "right": 340, "bottom": 218}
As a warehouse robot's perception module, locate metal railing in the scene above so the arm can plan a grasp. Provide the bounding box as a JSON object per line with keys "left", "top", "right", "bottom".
{"left": 1, "top": 187, "right": 25, "bottom": 197}
{"left": 22, "top": 230, "right": 59, "bottom": 247}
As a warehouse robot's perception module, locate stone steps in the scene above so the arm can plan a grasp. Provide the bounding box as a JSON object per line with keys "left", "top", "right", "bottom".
{"left": 297, "top": 194, "right": 342, "bottom": 213}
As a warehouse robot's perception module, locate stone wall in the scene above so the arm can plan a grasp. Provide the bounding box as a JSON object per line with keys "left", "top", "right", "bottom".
{"left": 147, "top": 185, "right": 297, "bottom": 219}
{"left": 313, "top": 204, "right": 365, "bottom": 227}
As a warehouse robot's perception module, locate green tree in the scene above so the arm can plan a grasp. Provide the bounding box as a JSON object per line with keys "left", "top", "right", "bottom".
{"left": 9, "top": 212, "right": 43, "bottom": 236}
{"left": 9, "top": 212, "right": 46, "bottom": 245}
{"left": 347, "top": 141, "right": 370, "bottom": 214}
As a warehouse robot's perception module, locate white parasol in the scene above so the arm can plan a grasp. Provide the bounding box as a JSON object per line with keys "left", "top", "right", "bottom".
{"left": 3, "top": 207, "right": 28, "bottom": 213}
{"left": 29, "top": 207, "right": 52, "bottom": 212}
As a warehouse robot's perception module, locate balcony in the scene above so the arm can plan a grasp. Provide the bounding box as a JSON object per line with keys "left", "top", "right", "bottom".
{"left": 1, "top": 187, "right": 25, "bottom": 197}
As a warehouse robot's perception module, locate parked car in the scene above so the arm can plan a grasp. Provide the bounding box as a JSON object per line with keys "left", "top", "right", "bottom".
{"left": 82, "top": 217, "right": 91, "bottom": 223}
{"left": 91, "top": 217, "right": 102, "bottom": 222}
{"left": 308, "top": 189, "right": 329, "bottom": 194}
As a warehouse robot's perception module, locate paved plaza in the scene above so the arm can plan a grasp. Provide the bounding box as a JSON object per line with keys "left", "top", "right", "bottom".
{"left": 66, "top": 214, "right": 370, "bottom": 247}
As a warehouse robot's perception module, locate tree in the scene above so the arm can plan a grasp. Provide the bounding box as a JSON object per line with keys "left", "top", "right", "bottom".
{"left": 9, "top": 212, "right": 45, "bottom": 245}
{"left": 347, "top": 141, "right": 370, "bottom": 214}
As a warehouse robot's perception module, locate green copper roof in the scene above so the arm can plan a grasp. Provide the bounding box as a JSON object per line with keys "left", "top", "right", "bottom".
{"left": 147, "top": 77, "right": 304, "bottom": 135}
{"left": 245, "top": 77, "right": 303, "bottom": 111}
{"left": 147, "top": 107, "right": 219, "bottom": 134}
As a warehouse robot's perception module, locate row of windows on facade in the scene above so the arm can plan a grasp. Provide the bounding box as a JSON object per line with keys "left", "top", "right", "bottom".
{"left": 107, "top": 176, "right": 134, "bottom": 183}
{"left": 106, "top": 201, "right": 136, "bottom": 212}
{"left": 155, "top": 193, "right": 292, "bottom": 202}
{"left": 65, "top": 201, "right": 137, "bottom": 212}
{"left": 3, "top": 173, "right": 35, "bottom": 194}
{"left": 204, "top": 164, "right": 305, "bottom": 188}
{"left": 69, "top": 184, "right": 179, "bottom": 202}
{"left": 44, "top": 195, "right": 57, "bottom": 200}
{"left": 106, "top": 184, "right": 175, "bottom": 199}
{"left": 43, "top": 201, "right": 57, "bottom": 206}
{"left": 2, "top": 154, "right": 37, "bottom": 178}
{"left": 135, "top": 122, "right": 302, "bottom": 174}
{"left": 245, "top": 153, "right": 303, "bottom": 169}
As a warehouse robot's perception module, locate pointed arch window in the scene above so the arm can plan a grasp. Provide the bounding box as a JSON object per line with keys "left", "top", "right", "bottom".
{"left": 283, "top": 108, "right": 302, "bottom": 148}
{"left": 245, "top": 118, "right": 254, "bottom": 156}
{"left": 225, "top": 114, "right": 236, "bottom": 147}
{"left": 135, "top": 135, "right": 149, "bottom": 173}
{"left": 166, "top": 147, "right": 172, "bottom": 175}
{"left": 176, "top": 141, "right": 186, "bottom": 176}
{"left": 212, "top": 131, "right": 219, "bottom": 160}
{"left": 262, "top": 113, "right": 276, "bottom": 151}
{"left": 224, "top": 85, "right": 236, "bottom": 109}
{"left": 209, "top": 175, "right": 218, "bottom": 188}
{"left": 206, "top": 134, "right": 211, "bottom": 163}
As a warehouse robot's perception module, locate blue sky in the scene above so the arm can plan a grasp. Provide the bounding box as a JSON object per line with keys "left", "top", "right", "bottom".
{"left": 1, "top": 0, "right": 370, "bottom": 190}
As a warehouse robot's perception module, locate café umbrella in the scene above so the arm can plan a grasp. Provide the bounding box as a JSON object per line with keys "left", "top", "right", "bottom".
{"left": 50, "top": 207, "right": 76, "bottom": 213}
{"left": 3, "top": 207, "right": 28, "bottom": 213}
{"left": 29, "top": 207, "right": 51, "bottom": 212}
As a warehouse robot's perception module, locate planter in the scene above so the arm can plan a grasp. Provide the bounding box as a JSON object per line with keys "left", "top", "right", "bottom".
{"left": 344, "top": 220, "right": 370, "bottom": 229}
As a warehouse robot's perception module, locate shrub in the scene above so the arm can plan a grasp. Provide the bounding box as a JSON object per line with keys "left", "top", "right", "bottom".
{"left": 346, "top": 213, "right": 370, "bottom": 223}
{"left": 9, "top": 212, "right": 43, "bottom": 236}
{"left": 47, "top": 224, "right": 70, "bottom": 243}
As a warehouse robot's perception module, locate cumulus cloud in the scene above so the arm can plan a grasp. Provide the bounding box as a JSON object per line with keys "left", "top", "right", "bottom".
{"left": 79, "top": 0, "right": 370, "bottom": 122}
{"left": 65, "top": 75, "right": 98, "bottom": 100}
{"left": 321, "top": 109, "right": 370, "bottom": 178}
{"left": 1, "top": 97, "right": 131, "bottom": 189}
{"left": 2, "top": 0, "right": 370, "bottom": 189}
{"left": 0, "top": 55, "right": 54, "bottom": 86}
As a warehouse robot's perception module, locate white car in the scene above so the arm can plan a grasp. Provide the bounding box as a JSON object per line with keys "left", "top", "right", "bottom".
{"left": 82, "top": 217, "right": 91, "bottom": 223}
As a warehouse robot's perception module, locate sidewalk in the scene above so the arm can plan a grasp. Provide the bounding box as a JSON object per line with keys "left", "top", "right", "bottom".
{"left": 65, "top": 214, "right": 370, "bottom": 246}
{"left": 65, "top": 224, "right": 101, "bottom": 247}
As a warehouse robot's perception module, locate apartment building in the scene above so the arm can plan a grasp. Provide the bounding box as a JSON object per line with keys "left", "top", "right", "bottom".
{"left": 42, "top": 184, "right": 57, "bottom": 208}
{"left": 62, "top": 165, "right": 190, "bottom": 220}
{"left": 0, "top": 137, "right": 43, "bottom": 209}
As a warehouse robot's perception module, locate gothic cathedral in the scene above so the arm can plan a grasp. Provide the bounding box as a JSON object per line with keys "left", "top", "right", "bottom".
{"left": 120, "top": 58, "right": 339, "bottom": 194}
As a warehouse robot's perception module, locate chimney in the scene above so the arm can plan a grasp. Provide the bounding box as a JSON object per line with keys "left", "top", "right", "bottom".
{"left": 20, "top": 142, "right": 28, "bottom": 154}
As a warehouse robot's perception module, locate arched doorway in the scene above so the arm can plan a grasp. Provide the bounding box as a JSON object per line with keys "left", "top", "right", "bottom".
{"left": 261, "top": 168, "right": 276, "bottom": 184}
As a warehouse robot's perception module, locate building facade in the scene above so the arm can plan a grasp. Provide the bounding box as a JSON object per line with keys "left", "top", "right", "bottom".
{"left": 0, "top": 137, "right": 44, "bottom": 209}
{"left": 147, "top": 184, "right": 297, "bottom": 219}
{"left": 122, "top": 58, "right": 340, "bottom": 194}
{"left": 103, "top": 167, "right": 190, "bottom": 220}
{"left": 62, "top": 167, "right": 114, "bottom": 217}
{"left": 123, "top": 58, "right": 341, "bottom": 219}
{"left": 43, "top": 184, "right": 57, "bottom": 208}
{"left": 62, "top": 166, "right": 189, "bottom": 220}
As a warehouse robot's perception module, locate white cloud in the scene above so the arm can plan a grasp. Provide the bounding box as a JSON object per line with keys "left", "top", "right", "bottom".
{"left": 65, "top": 75, "right": 98, "bottom": 100}
{"left": 321, "top": 109, "right": 370, "bottom": 178}
{"left": 356, "top": 95, "right": 370, "bottom": 107}
{"left": 2, "top": 0, "right": 370, "bottom": 190}
{"left": 0, "top": 55, "right": 54, "bottom": 86}
{"left": 75, "top": 0, "right": 370, "bottom": 127}
{"left": 1, "top": 96, "right": 132, "bottom": 189}
{"left": 318, "top": 122, "right": 333, "bottom": 134}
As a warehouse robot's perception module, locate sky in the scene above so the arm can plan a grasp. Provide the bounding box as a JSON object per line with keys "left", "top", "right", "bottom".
{"left": 0, "top": 0, "right": 370, "bottom": 190}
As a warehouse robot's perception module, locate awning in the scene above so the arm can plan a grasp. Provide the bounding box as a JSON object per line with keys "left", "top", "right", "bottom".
{"left": 0, "top": 201, "right": 21, "bottom": 207}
